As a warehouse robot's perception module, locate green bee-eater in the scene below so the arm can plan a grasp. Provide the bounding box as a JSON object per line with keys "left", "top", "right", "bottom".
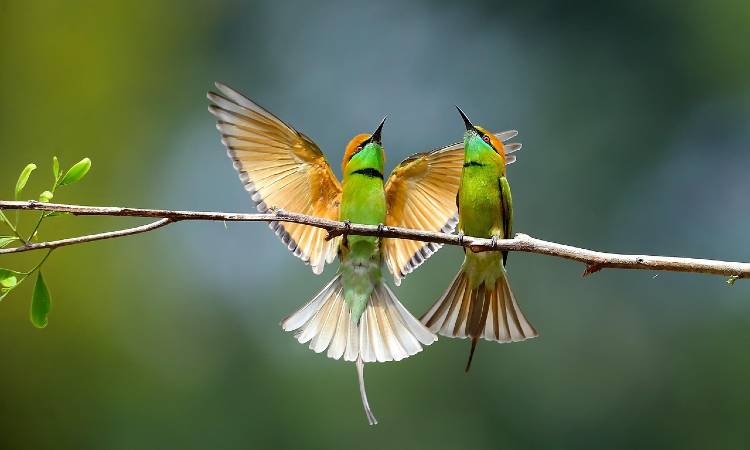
{"left": 208, "top": 83, "right": 468, "bottom": 424}
{"left": 421, "top": 107, "right": 537, "bottom": 371}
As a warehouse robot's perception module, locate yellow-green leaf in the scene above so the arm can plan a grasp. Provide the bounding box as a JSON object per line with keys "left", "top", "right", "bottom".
{"left": 59, "top": 158, "right": 91, "bottom": 186}
{"left": 15, "top": 163, "right": 37, "bottom": 199}
{"left": 39, "top": 190, "right": 54, "bottom": 202}
{"left": 0, "top": 268, "right": 22, "bottom": 289}
{"left": 0, "top": 236, "right": 18, "bottom": 248}
{"left": 30, "top": 272, "right": 51, "bottom": 328}
{"left": 53, "top": 156, "right": 60, "bottom": 180}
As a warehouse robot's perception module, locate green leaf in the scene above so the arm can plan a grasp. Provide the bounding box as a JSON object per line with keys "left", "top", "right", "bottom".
{"left": 30, "top": 272, "right": 51, "bottom": 328}
{"left": 39, "top": 190, "right": 54, "bottom": 203}
{"left": 15, "top": 163, "right": 37, "bottom": 199}
{"left": 0, "top": 288, "right": 12, "bottom": 301}
{"left": 59, "top": 158, "right": 91, "bottom": 186}
{"left": 53, "top": 156, "right": 60, "bottom": 180}
{"left": 0, "top": 268, "right": 23, "bottom": 289}
{"left": 0, "top": 236, "right": 18, "bottom": 248}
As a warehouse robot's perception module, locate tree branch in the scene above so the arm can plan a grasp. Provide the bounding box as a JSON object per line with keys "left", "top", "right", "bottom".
{"left": 0, "top": 200, "right": 747, "bottom": 279}
{"left": 0, "top": 217, "right": 174, "bottom": 255}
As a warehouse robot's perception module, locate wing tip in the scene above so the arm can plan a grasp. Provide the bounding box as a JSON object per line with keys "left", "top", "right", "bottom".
{"left": 496, "top": 130, "right": 519, "bottom": 142}
{"left": 505, "top": 142, "right": 522, "bottom": 154}
{"left": 209, "top": 83, "right": 341, "bottom": 276}
{"left": 388, "top": 215, "right": 455, "bottom": 282}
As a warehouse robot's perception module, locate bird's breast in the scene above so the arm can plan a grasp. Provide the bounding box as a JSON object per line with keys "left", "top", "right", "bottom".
{"left": 458, "top": 168, "right": 501, "bottom": 238}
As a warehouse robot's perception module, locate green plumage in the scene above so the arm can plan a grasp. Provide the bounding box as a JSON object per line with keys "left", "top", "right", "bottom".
{"left": 421, "top": 119, "right": 537, "bottom": 367}
{"left": 339, "top": 143, "right": 386, "bottom": 323}
{"left": 458, "top": 132, "right": 513, "bottom": 289}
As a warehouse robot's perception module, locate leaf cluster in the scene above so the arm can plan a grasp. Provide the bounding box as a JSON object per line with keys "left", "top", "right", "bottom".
{"left": 1, "top": 157, "right": 91, "bottom": 327}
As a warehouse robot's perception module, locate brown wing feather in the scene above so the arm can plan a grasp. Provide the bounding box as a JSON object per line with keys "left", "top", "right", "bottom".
{"left": 383, "top": 131, "right": 522, "bottom": 285}
{"left": 383, "top": 144, "right": 464, "bottom": 285}
{"left": 208, "top": 83, "right": 341, "bottom": 274}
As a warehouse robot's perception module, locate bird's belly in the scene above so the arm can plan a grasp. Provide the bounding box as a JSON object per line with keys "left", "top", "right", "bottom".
{"left": 459, "top": 175, "right": 501, "bottom": 238}
{"left": 339, "top": 180, "right": 386, "bottom": 226}
{"left": 339, "top": 177, "right": 386, "bottom": 262}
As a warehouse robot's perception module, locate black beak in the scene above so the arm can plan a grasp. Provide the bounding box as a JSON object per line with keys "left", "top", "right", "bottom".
{"left": 370, "top": 116, "right": 386, "bottom": 144}
{"left": 455, "top": 106, "right": 475, "bottom": 131}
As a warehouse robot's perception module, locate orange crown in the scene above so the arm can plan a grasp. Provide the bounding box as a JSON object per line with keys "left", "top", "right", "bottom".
{"left": 475, "top": 125, "right": 506, "bottom": 157}
{"left": 342, "top": 133, "right": 372, "bottom": 172}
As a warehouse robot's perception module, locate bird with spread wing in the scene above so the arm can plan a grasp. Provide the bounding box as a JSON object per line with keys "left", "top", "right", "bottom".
{"left": 207, "top": 83, "right": 519, "bottom": 424}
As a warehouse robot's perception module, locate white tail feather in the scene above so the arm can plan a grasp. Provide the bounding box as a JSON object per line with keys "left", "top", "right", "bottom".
{"left": 421, "top": 269, "right": 537, "bottom": 343}
{"left": 280, "top": 274, "right": 437, "bottom": 362}
{"left": 281, "top": 274, "right": 436, "bottom": 425}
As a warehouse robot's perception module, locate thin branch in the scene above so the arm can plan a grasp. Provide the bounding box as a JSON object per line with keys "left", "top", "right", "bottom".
{"left": 0, "top": 200, "right": 747, "bottom": 279}
{"left": 0, "top": 214, "right": 173, "bottom": 255}
{"left": 24, "top": 248, "right": 54, "bottom": 274}
{"left": 0, "top": 209, "right": 27, "bottom": 244}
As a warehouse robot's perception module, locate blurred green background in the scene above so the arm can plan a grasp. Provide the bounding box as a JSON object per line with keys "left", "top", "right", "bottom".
{"left": 2, "top": 1, "right": 750, "bottom": 448}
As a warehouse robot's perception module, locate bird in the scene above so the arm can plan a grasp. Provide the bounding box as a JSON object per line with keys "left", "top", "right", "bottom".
{"left": 420, "top": 106, "right": 537, "bottom": 372}
{"left": 207, "top": 83, "right": 474, "bottom": 424}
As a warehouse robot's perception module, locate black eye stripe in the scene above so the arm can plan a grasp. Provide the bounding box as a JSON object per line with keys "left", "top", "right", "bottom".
{"left": 351, "top": 168, "right": 384, "bottom": 179}
{"left": 359, "top": 137, "right": 372, "bottom": 148}
{"left": 477, "top": 130, "right": 500, "bottom": 153}
{"left": 354, "top": 138, "right": 370, "bottom": 153}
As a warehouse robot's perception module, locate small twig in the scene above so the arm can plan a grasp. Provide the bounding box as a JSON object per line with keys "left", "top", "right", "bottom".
{"left": 0, "top": 200, "right": 748, "bottom": 279}
{"left": 0, "top": 210, "right": 28, "bottom": 244}
{"left": 0, "top": 215, "right": 173, "bottom": 254}
{"left": 25, "top": 249, "right": 55, "bottom": 274}
{"left": 583, "top": 263, "right": 603, "bottom": 277}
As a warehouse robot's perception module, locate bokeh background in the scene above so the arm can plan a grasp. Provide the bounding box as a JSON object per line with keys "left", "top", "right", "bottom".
{"left": 2, "top": 1, "right": 749, "bottom": 448}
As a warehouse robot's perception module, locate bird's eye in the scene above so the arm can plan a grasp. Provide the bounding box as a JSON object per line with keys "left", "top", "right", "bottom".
{"left": 482, "top": 134, "right": 491, "bottom": 144}
{"left": 356, "top": 145, "right": 363, "bottom": 152}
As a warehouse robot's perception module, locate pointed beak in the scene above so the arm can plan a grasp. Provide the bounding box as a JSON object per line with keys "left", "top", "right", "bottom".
{"left": 455, "top": 106, "right": 475, "bottom": 131}
{"left": 371, "top": 116, "right": 386, "bottom": 145}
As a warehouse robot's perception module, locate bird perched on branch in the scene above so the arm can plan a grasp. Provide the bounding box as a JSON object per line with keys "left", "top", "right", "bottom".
{"left": 421, "top": 107, "right": 535, "bottom": 372}
{"left": 208, "top": 83, "right": 496, "bottom": 424}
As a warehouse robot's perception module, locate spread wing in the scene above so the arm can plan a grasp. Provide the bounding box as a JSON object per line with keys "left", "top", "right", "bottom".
{"left": 383, "top": 143, "right": 464, "bottom": 285}
{"left": 208, "top": 82, "right": 342, "bottom": 274}
{"left": 383, "top": 131, "right": 522, "bottom": 285}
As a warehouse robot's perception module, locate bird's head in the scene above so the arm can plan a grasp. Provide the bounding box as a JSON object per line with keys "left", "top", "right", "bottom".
{"left": 455, "top": 106, "right": 507, "bottom": 169}
{"left": 342, "top": 117, "right": 386, "bottom": 175}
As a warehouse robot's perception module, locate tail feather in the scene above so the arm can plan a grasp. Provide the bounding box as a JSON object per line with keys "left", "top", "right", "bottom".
{"left": 356, "top": 356, "right": 377, "bottom": 425}
{"left": 280, "top": 275, "right": 341, "bottom": 332}
{"left": 465, "top": 337, "right": 479, "bottom": 372}
{"left": 421, "top": 268, "right": 537, "bottom": 345}
{"left": 280, "top": 273, "right": 437, "bottom": 362}
{"left": 281, "top": 274, "right": 436, "bottom": 425}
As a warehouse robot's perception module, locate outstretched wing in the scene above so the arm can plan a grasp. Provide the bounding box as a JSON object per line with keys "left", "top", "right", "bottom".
{"left": 383, "top": 143, "right": 464, "bottom": 285}
{"left": 497, "top": 130, "right": 522, "bottom": 165}
{"left": 382, "top": 131, "right": 522, "bottom": 285}
{"left": 208, "top": 83, "right": 342, "bottom": 274}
